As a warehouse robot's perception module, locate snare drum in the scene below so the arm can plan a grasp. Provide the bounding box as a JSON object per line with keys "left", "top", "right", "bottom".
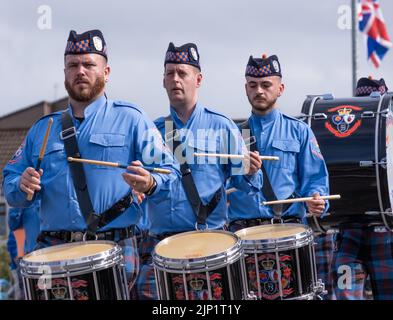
{"left": 301, "top": 93, "right": 393, "bottom": 232}
{"left": 152, "top": 230, "right": 246, "bottom": 300}
{"left": 235, "top": 223, "right": 323, "bottom": 300}
{"left": 20, "top": 241, "right": 129, "bottom": 300}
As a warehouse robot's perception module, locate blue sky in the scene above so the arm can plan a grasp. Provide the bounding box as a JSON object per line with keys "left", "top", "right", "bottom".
{"left": 1, "top": 0, "right": 392, "bottom": 120}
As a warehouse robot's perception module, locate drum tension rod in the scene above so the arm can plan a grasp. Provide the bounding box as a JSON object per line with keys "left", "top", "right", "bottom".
{"left": 359, "top": 160, "right": 387, "bottom": 167}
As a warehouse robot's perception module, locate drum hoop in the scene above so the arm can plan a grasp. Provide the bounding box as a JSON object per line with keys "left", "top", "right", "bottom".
{"left": 152, "top": 230, "right": 243, "bottom": 272}
{"left": 282, "top": 292, "right": 316, "bottom": 300}
{"left": 153, "top": 249, "right": 243, "bottom": 274}
{"left": 20, "top": 240, "right": 122, "bottom": 275}
{"left": 153, "top": 242, "right": 243, "bottom": 272}
{"left": 237, "top": 223, "right": 313, "bottom": 247}
{"left": 241, "top": 237, "right": 314, "bottom": 253}
{"left": 20, "top": 254, "right": 124, "bottom": 279}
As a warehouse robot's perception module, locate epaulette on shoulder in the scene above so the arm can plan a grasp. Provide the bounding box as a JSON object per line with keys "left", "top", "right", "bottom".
{"left": 112, "top": 100, "right": 143, "bottom": 114}
{"left": 204, "top": 107, "right": 232, "bottom": 122}
{"left": 34, "top": 111, "right": 63, "bottom": 125}
{"left": 154, "top": 116, "right": 167, "bottom": 130}
{"left": 283, "top": 113, "right": 308, "bottom": 126}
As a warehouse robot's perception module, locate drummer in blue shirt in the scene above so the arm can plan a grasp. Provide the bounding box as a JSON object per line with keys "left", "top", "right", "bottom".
{"left": 226, "top": 54, "right": 330, "bottom": 300}
{"left": 2, "top": 29, "right": 178, "bottom": 298}
{"left": 227, "top": 54, "right": 329, "bottom": 228}
{"left": 228, "top": 55, "right": 329, "bottom": 299}
{"left": 136, "top": 42, "right": 263, "bottom": 300}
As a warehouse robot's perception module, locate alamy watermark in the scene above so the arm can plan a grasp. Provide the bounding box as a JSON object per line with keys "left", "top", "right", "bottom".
{"left": 337, "top": 5, "right": 352, "bottom": 30}
{"left": 37, "top": 5, "right": 52, "bottom": 30}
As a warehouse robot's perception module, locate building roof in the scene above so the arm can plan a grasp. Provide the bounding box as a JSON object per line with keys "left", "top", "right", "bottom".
{"left": 0, "top": 97, "right": 68, "bottom": 185}
{"left": 0, "top": 128, "right": 28, "bottom": 183}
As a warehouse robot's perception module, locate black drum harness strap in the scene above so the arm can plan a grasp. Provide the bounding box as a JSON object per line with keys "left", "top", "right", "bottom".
{"left": 240, "top": 118, "right": 296, "bottom": 218}
{"left": 60, "top": 111, "right": 133, "bottom": 238}
{"left": 164, "top": 115, "right": 223, "bottom": 228}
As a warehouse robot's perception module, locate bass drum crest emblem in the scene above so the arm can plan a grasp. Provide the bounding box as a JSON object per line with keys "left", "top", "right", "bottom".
{"left": 325, "top": 105, "right": 362, "bottom": 138}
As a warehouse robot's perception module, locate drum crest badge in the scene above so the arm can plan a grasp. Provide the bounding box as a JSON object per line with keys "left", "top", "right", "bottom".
{"left": 325, "top": 105, "right": 362, "bottom": 138}
{"left": 47, "top": 278, "right": 89, "bottom": 300}
{"left": 247, "top": 253, "right": 295, "bottom": 300}
{"left": 172, "top": 272, "right": 224, "bottom": 300}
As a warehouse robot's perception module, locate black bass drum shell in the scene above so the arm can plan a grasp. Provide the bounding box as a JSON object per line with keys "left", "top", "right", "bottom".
{"left": 300, "top": 93, "right": 393, "bottom": 229}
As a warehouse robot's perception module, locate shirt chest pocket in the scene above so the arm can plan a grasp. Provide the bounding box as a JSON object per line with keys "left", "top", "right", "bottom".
{"left": 32, "top": 142, "right": 65, "bottom": 173}
{"left": 271, "top": 139, "right": 300, "bottom": 170}
{"left": 89, "top": 133, "right": 128, "bottom": 168}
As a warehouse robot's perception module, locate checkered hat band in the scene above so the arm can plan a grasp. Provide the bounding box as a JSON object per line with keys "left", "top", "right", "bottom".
{"left": 66, "top": 39, "right": 91, "bottom": 53}
{"left": 246, "top": 65, "right": 272, "bottom": 77}
{"left": 166, "top": 51, "right": 190, "bottom": 63}
{"left": 356, "top": 85, "right": 386, "bottom": 96}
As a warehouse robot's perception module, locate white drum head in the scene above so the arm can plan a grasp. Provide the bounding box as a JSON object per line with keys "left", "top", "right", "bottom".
{"left": 23, "top": 242, "right": 115, "bottom": 263}
{"left": 155, "top": 231, "right": 237, "bottom": 259}
{"left": 235, "top": 223, "right": 308, "bottom": 241}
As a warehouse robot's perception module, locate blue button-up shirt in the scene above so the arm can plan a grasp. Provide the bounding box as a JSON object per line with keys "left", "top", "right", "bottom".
{"left": 228, "top": 109, "right": 329, "bottom": 221}
{"left": 3, "top": 95, "right": 179, "bottom": 232}
{"left": 145, "top": 103, "right": 262, "bottom": 234}
{"left": 8, "top": 201, "right": 40, "bottom": 254}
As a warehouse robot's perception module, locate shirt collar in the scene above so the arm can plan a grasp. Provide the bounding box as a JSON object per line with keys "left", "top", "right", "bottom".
{"left": 68, "top": 94, "right": 107, "bottom": 120}
{"left": 169, "top": 103, "right": 203, "bottom": 129}
{"left": 251, "top": 108, "right": 279, "bottom": 124}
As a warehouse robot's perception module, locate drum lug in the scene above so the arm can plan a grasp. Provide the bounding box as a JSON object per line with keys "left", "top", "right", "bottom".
{"left": 360, "top": 109, "right": 388, "bottom": 118}
{"left": 359, "top": 160, "right": 387, "bottom": 168}
{"left": 365, "top": 211, "right": 381, "bottom": 216}
{"left": 361, "top": 111, "right": 375, "bottom": 118}
{"left": 314, "top": 279, "right": 326, "bottom": 297}
{"left": 313, "top": 113, "right": 327, "bottom": 120}
{"left": 246, "top": 291, "right": 258, "bottom": 300}
{"left": 296, "top": 114, "right": 308, "bottom": 121}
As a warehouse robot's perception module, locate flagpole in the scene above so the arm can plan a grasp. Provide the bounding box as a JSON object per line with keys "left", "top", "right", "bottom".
{"left": 351, "top": 0, "right": 358, "bottom": 96}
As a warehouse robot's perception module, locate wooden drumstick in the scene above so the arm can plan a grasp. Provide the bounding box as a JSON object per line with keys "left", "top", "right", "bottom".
{"left": 27, "top": 117, "right": 53, "bottom": 201}
{"left": 262, "top": 194, "right": 341, "bottom": 206}
{"left": 225, "top": 188, "right": 237, "bottom": 195}
{"left": 67, "top": 157, "right": 172, "bottom": 174}
{"left": 193, "top": 152, "right": 280, "bottom": 161}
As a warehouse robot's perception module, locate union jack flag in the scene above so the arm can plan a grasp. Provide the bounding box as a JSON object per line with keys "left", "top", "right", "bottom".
{"left": 358, "top": 0, "right": 392, "bottom": 68}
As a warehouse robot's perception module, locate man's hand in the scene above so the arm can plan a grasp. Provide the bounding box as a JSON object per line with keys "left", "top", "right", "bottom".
{"left": 132, "top": 189, "right": 146, "bottom": 204}
{"left": 244, "top": 151, "right": 262, "bottom": 176}
{"left": 19, "top": 167, "right": 43, "bottom": 198}
{"left": 122, "top": 160, "right": 155, "bottom": 194}
{"left": 306, "top": 192, "right": 325, "bottom": 217}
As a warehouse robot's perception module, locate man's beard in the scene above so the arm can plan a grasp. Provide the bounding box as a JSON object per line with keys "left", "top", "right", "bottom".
{"left": 65, "top": 75, "right": 105, "bottom": 102}
{"left": 248, "top": 95, "right": 277, "bottom": 114}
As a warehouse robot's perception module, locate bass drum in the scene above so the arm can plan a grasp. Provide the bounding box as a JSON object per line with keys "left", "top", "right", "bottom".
{"left": 300, "top": 93, "right": 393, "bottom": 232}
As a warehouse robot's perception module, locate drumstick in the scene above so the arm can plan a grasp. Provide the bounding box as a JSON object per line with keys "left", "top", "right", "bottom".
{"left": 193, "top": 153, "right": 279, "bottom": 161}
{"left": 262, "top": 194, "right": 341, "bottom": 206}
{"left": 67, "top": 157, "right": 172, "bottom": 174}
{"left": 27, "top": 117, "right": 53, "bottom": 201}
{"left": 225, "top": 188, "right": 237, "bottom": 195}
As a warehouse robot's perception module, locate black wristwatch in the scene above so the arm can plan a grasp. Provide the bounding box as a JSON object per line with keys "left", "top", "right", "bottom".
{"left": 144, "top": 177, "right": 157, "bottom": 196}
